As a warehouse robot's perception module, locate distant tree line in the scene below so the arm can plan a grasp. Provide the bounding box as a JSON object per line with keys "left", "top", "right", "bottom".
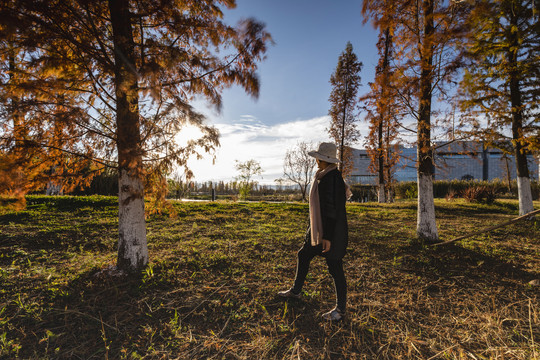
{"left": 166, "top": 180, "right": 300, "bottom": 201}
{"left": 68, "top": 171, "right": 301, "bottom": 200}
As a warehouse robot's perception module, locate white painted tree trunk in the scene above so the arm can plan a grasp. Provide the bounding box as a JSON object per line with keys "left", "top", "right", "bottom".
{"left": 117, "top": 169, "right": 148, "bottom": 272}
{"left": 387, "top": 188, "right": 394, "bottom": 203}
{"left": 517, "top": 176, "right": 534, "bottom": 216}
{"left": 378, "top": 185, "right": 386, "bottom": 203}
{"left": 417, "top": 173, "right": 439, "bottom": 242}
{"left": 46, "top": 182, "right": 63, "bottom": 195}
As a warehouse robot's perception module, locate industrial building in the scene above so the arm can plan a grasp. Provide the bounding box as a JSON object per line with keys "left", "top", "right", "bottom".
{"left": 348, "top": 141, "right": 540, "bottom": 184}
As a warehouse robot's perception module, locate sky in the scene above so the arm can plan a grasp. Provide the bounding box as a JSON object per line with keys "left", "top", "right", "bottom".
{"left": 183, "top": 0, "right": 380, "bottom": 185}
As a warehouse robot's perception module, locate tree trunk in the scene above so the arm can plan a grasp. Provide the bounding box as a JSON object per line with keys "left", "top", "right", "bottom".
{"left": 503, "top": 154, "right": 512, "bottom": 193}
{"left": 108, "top": 0, "right": 148, "bottom": 272}
{"left": 377, "top": 183, "right": 386, "bottom": 203}
{"left": 377, "top": 27, "right": 392, "bottom": 204}
{"left": 510, "top": 82, "right": 534, "bottom": 216}
{"left": 416, "top": 0, "right": 439, "bottom": 242}
{"left": 508, "top": 12, "right": 534, "bottom": 217}
{"left": 340, "top": 79, "right": 348, "bottom": 170}
{"left": 301, "top": 184, "right": 307, "bottom": 202}
{"left": 385, "top": 124, "right": 394, "bottom": 203}
{"left": 378, "top": 117, "right": 385, "bottom": 203}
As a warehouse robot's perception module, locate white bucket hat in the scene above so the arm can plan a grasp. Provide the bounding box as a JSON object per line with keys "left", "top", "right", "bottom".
{"left": 308, "top": 142, "right": 340, "bottom": 163}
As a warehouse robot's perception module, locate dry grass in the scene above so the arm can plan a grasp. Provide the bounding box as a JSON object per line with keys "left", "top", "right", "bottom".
{"left": 0, "top": 196, "right": 539, "bottom": 359}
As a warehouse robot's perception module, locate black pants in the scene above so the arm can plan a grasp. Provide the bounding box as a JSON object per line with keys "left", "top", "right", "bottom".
{"left": 291, "top": 238, "right": 347, "bottom": 312}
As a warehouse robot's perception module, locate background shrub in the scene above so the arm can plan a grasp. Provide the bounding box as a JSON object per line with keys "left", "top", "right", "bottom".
{"left": 350, "top": 184, "right": 377, "bottom": 202}
{"left": 462, "top": 185, "right": 498, "bottom": 204}
{"left": 394, "top": 181, "right": 417, "bottom": 200}
{"left": 71, "top": 170, "right": 118, "bottom": 196}
{"left": 394, "top": 179, "right": 539, "bottom": 201}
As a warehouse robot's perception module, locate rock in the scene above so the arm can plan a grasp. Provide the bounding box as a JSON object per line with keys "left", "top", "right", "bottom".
{"left": 94, "top": 265, "right": 127, "bottom": 278}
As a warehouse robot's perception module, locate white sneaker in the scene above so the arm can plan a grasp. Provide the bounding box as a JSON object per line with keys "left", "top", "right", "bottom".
{"left": 322, "top": 307, "right": 344, "bottom": 321}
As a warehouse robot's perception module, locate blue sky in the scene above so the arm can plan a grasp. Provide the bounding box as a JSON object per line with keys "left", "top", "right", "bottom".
{"left": 185, "top": 0, "right": 380, "bottom": 184}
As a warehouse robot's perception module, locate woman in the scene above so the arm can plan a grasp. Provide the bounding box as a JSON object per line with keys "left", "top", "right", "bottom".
{"left": 278, "top": 142, "right": 349, "bottom": 321}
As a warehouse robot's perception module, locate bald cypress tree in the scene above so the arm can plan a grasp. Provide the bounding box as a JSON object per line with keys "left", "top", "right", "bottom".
{"left": 328, "top": 42, "right": 363, "bottom": 177}
{"left": 0, "top": 0, "right": 270, "bottom": 272}
{"left": 361, "top": 0, "right": 402, "bottom": 203}
{"left": 459, "top": 0, "right": 539, "bottom": 216}
{"left": 363, "top": 0, "right": 469, "bottom": 242}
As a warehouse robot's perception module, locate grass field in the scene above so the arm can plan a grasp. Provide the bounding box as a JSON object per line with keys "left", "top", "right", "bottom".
{"left": 1, "top": 196, "right": 539, "bottom": 359}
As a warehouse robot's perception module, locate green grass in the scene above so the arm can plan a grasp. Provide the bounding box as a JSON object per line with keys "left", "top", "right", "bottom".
{"left": 1, "top": 196, "right": 539, "bottom": 359}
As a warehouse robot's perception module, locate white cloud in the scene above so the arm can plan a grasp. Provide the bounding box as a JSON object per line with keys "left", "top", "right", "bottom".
{"left": 184, "top": 115, "right": 371, "bottom": 184}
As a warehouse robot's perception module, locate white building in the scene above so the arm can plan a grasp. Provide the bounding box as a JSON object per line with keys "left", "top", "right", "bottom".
{"left": 348, "top": 142, "right": 539, "bottom": 184}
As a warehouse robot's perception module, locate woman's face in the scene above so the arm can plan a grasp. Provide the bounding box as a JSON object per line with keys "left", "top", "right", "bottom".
{"left": 316, "top": 159, "right": 329, "bottom": 170}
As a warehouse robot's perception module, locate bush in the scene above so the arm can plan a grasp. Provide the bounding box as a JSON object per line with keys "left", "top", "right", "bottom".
{"left": 394, "top": 181, "right": 417, "bottom": 200}
{"left": 476, "top": 179, "right": 539, "bottom": 200}
{"left": 405, "top": 186, "right": 418, "bottom": 199}
{"left": 71, "top": 170, "right": 118, "bottom": 196}
{"left": 462, "top": 185, "right": 498, "bottom": 204}
{"left": 532, "top": 180, "right": 540, "bottom": 200}
{"left": 350, "top": 184, "right": 377, "bottom": 202}
{"left": 433, "top": 180, "right": 470, "bottom": 198}
{"left": 445, "top": 189, "right": 459, "bottom": 201}
{"left": 393, "top": 179, "right": 530, "bottom": 201}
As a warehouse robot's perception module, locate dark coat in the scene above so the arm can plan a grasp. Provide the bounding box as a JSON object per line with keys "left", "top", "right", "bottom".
{"left": 309, "top": 168, "right": 348, "bottom": 260}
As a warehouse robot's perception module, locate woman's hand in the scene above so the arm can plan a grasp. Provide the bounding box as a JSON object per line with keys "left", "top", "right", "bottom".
{"left": 322, "top": 239, "right": 331, "bottom": 253}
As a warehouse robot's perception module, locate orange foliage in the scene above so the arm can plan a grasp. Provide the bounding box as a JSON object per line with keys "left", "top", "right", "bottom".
{"left": 1, "top": 0, "right": 271, "bottom": 211}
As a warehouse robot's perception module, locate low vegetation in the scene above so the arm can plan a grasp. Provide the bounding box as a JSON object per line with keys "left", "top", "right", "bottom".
{"left": 394, "top": 179, "right": 540, "bottom": 202}
{"left": 1, "top": 196, "right": 539, "bottom": 359}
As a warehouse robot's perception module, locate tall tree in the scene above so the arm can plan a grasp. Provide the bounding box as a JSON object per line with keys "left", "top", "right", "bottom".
{"left": 363, "top": 0, "right": 468, "bottom": 242}
{"left": 328, "top": 42, "right": 363, "bottom": 177}
{"left": 361, "top": 1, "right": 402, "bottom": 203}
{"left": 0, "top": 0, "right": 270, "bottom": 272}
{"left": 281, "top": 141, "right": 316, "bottom": 201}
{"left": 458, "top": 0, "right": 539, "bottom": 216}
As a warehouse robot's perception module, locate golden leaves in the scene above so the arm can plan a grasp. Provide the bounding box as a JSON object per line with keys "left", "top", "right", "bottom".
{"left": 1, "top": 0, "right": 270, "bottom": 210}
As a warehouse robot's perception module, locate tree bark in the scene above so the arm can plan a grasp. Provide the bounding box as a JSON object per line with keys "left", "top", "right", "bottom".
{"left": 416, "top": 0, "right": 439, "bottom": 242}
{"left": 108, "top": 0, "right": 148, "bottom": 272}
{"left": 301, "top": 184, "right": 307, "bottom": 202}
{"left": 377, "top": 27, "right": 392, "bottom": 204}
{"left": 378, "top": 112, "right": 385, "bottom": 203}
{"left": 340, "top": 77, "right": 348, "bottom": 170}
{"left": 508, "top": 11, "right": 534, "bottom": 216}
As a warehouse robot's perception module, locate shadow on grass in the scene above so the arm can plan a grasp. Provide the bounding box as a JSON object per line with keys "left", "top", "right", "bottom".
{"left": 0, "top": 207, "right": 117, "bottom": 268}
{"left": 25, "top": 195, "right": 118, "bottom": 212}
{"left": 6, "top": 255, "right": 388, "bottom": 359}
{"left": 0, "top": 231, "right": 116, "bottom": 269}
{"left": 364, "top": 237, "right": 539, "bottom": 287}
{"left": 4, "top": 245, "right": 537, "bottom": 359}
{"left": 6, "top": 268, "right": 178, "bottom": 359}
{"left": 0, "top": 211, "right": 32, "bottom": 225}
{"left": 434, "top": 200, "right": 520, "bottom": 218}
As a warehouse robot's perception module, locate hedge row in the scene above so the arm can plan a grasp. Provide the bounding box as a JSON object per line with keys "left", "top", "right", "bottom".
{"left": 393, "top": 179, "right": 540, "bottom": 200}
